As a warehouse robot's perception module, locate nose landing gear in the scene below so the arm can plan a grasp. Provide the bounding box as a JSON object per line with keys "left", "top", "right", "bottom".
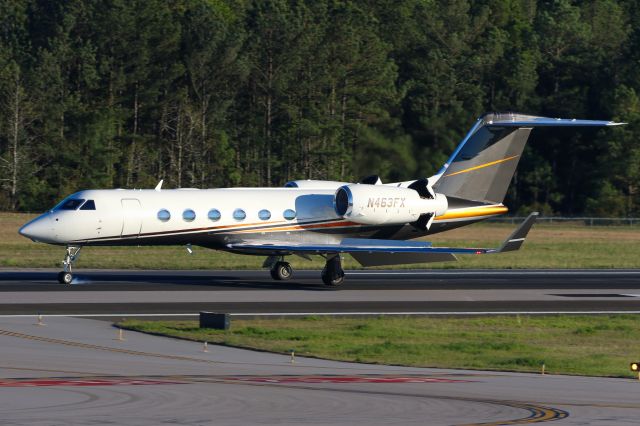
{"left": 57, "top": 246, "right": 82, "bottom": 284}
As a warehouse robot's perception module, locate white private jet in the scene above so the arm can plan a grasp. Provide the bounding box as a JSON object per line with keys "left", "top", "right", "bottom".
{"left": 19, "top": 113, "right": 622, "bottom": 285}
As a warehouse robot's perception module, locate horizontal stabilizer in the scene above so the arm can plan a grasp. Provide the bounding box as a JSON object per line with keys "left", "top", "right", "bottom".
{"left": 482, "top": 115, "right": 624, "bottom": 127}
{"left": 494, "top": 211, "right": 539, "bottom": 253}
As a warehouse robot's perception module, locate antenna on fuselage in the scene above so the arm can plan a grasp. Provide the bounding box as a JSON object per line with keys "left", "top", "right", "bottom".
{"left": 154, "top": 180, "right": 163, "bottom": 191}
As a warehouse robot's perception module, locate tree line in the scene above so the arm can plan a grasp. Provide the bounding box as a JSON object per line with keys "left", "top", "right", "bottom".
{"left": 1, "top": 0, "right": 639, "bottom": 216}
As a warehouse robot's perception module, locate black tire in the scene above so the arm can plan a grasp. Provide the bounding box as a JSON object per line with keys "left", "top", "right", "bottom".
{"left": 321, "top": 256, "right": 345, "bottom": 286}
{"left": 58, "top": 271, "right": 73, "bottom": 284}
{"left": 321, "top": 270, "right": 344, "bottom": 286}
{"left": 270, "top": 262, "right": 293, "bottom": 281}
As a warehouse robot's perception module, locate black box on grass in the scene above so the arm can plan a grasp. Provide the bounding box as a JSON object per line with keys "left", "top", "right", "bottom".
{"left": 200, "top": 312, "right": 230, "bottom": 330}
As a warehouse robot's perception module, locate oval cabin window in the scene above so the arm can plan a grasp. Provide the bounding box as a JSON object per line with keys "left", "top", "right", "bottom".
{"left": 283, "top": 209, "right": 296, "bottom": 220}
{"left": 182, "top": 209, "right": 196, "bottom": 222}
{"left": 208, "top": 209, "right": 221, "bottom": 221}
{"left": 258, "top": 209, "right": 271, "bottom": 220}
{"left": 233, "top": 209, "right": 246, "bottom": 221}
{"left": 157, "top": 209, "right": 171, "bottom": 222}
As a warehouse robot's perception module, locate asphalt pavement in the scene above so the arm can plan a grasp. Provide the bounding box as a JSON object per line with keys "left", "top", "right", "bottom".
{"left": 0, "top": 316, "right": 638, "bottom": 425}
{"left": 2, "top": 269, "right": 640, "bottom": 425}
{"left": 0, "top": 269, "right": 639, "bottom": 317}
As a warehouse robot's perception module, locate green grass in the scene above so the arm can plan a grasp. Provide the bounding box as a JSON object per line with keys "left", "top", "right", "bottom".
{"left": 120, "top": 315, "right": 640, "bottom": 378}
{"left": 2, "top": 212, "right": 640, "bottom": 269}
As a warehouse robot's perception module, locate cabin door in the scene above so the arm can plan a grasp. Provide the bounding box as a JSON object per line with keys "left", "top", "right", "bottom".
{"left": 121, "top": 199, "right": 142, "bottom": 237}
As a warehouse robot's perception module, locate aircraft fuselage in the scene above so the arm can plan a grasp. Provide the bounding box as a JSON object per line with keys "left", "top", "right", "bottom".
{"left": 19, "top": 187, "right": 504, "bottom": 250}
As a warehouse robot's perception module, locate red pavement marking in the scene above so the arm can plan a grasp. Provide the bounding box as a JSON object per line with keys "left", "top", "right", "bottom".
{"left": 0, "top": 376, "right": 472, "bottom": 387}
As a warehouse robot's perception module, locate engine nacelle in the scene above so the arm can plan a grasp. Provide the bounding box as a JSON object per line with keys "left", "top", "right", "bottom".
{"left": 334, "top": 184, "right": 447, "bottom": 225}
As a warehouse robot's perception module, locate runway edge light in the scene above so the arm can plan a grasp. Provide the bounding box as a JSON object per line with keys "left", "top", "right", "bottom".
{"left": 630, "top": 362, "right": 640, "bottom": 381}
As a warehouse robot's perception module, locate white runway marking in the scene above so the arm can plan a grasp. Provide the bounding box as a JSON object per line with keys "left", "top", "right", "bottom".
{"left": 0, "top": 313, "right": 197, "bottom": 318}
{"left": 347, "top": 270, "right": 640, "bottom": 275}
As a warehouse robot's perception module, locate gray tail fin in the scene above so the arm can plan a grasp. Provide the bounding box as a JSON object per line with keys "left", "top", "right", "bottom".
{"left": 431, "top": 112, "right": 622, "bottom": 204}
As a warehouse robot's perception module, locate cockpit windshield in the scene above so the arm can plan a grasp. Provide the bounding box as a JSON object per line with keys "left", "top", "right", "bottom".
{"left": 80, "top": 200, "right": 96, "bottom": 210}
{"left": 56, "top": 199, "right": 86, "bottom": 210}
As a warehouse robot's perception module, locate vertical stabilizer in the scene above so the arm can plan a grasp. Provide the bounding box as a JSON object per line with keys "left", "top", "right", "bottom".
{"left": 431, "top": 112, "right": 622, "bottom": 204}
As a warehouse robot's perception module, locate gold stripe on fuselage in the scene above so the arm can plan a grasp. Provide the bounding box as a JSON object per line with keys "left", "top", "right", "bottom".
{"left": 231, "top": 206, "right": 508, "bottom": 235}
{"left": 434, "top": 205, "right": 508, "bottom": 221}
{"left": 77, "top": 205, "right": 506, "bottom": 243}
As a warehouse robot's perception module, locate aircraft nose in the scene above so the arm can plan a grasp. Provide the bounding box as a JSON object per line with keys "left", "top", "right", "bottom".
{"left": 19, "top": 215, "right": 54, "bottom": 242}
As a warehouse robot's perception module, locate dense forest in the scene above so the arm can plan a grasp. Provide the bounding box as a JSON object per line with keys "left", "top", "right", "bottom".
{"left": 0, "top": 0, "right": 639, "bottom": 215}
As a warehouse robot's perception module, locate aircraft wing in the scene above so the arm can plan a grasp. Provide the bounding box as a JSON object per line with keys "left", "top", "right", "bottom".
{"left": 227, "top": 212, "right": 538, "bottom": 266}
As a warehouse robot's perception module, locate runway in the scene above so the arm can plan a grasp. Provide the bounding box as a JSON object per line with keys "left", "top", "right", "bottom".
{"left": 2, "top": 271, "right": 640, "bottom": 424}
{"left": 0, "top": 316, "right": 638, "bottom": 425}
{"left": 1, "top": 269, "right": 640, "bottom": 317}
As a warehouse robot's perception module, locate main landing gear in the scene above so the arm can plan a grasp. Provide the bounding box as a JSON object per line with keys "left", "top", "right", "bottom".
{"left": 270, "top": 260, "right": 293, "bottom": 281}
{"left": 57, "top": 246, "right": 81, "bottom": 284}
{"left": 321, "top": 255, "right": 344, "bottom": 286}
{"left": 265, "top": 254, "right": 345, "bottom": 286}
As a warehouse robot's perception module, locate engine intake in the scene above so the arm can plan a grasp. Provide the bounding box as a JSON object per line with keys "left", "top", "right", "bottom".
{"left": 334, "top": 186, "right": 353, "bottom": 216}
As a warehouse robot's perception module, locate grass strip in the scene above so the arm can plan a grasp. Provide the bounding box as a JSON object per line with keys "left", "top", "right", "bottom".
{"left": 119, "top": 315, "right": 640, "bottom": 378}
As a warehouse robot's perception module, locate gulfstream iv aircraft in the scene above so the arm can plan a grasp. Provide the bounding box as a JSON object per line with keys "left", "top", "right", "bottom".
{"left": 19, "top": 113, "right": 622, "bottom": 285}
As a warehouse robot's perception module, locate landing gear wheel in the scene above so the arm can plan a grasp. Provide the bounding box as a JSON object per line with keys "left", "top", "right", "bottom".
{"left": 270, "top": 261, "right": 293, "bottom": 281}
{"left": 321, "top": 271, "right": 344, "bottom": 286}
{"left": 321, "top": 256, "right": 345, "bottom": 286}
{"left": 58, "top": 246, "right": 81, "bottom": 284}
{"left": 57, "top": 271, "right": 73, "bottom": 284}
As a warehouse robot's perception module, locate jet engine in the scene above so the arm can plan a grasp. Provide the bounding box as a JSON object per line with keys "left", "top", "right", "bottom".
{"left": 333, "top": 184, "right": 447, "bottom": 226}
